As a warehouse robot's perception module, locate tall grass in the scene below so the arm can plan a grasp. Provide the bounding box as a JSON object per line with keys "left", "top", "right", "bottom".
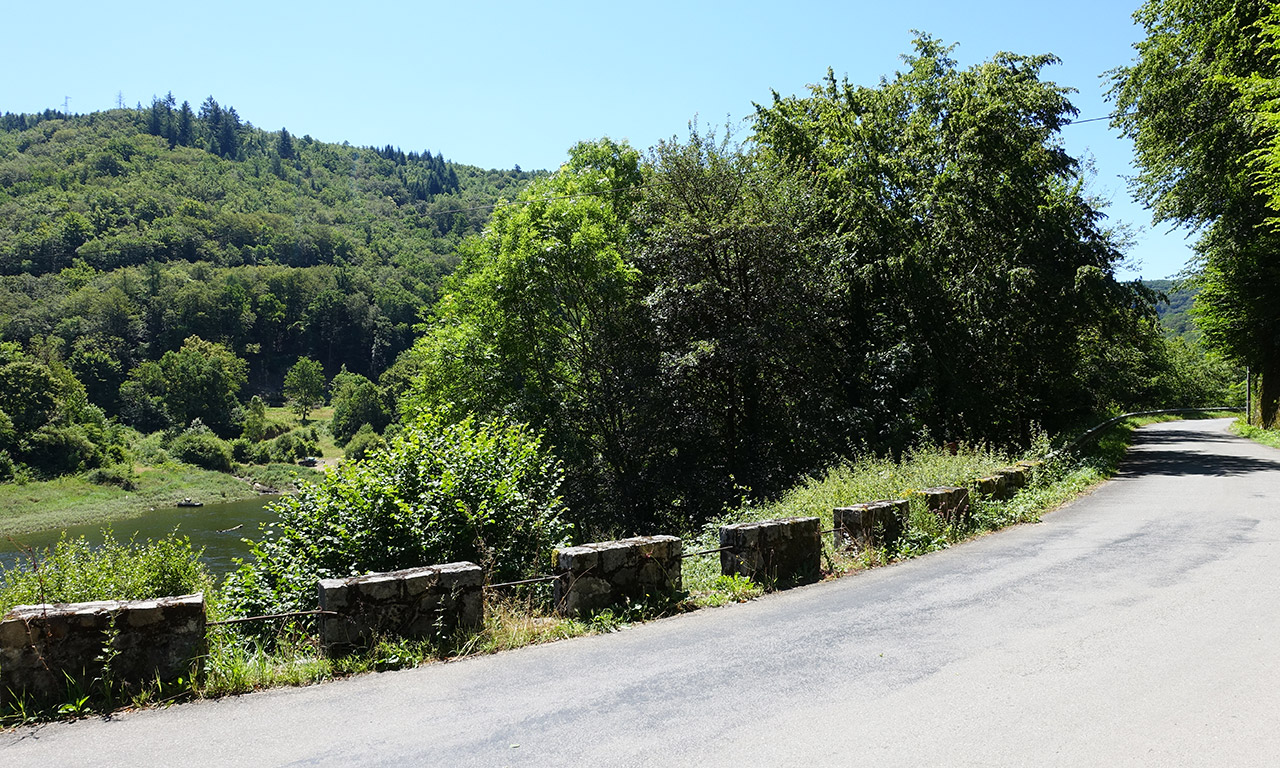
{"left": 0, "top": 530, "right": 213, "bottom": 615}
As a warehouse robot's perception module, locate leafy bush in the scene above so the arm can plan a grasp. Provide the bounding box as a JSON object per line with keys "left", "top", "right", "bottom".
{"left": 169, "top": 431, "right": 234, "bottom": 472}
{"left": 21, "top": 424, "right": 105, "bottom": 476}
{"left": 0, "top": 531, "right": 212, "bottom": 615}
{"left": 343, "top": 424, "right": 385, "bottom": 462}
{"left": 229, "top": 437, "right": 253, "bottom": 463}
{"left": 245, "top": 428, "right": 320, "bottom": 464}
{"left": 85, "top": 462, "right": 137, "bottom": 490}
{"left": 131, "top": 430, "right": 170, "bottom": 465}
{"left": 223, "top": 410, "right": 572, "bottom": 620}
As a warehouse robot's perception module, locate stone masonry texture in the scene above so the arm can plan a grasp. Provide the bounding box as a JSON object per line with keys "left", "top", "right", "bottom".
{"left": 553, "top": 536, "right": 683, "bottom": 617}
{"left": 720, "top": 517, "right": 822, "bottom": 589}
{"left": 833, "top": 500, "right": 909, "bottom": 552}
{"left": 0, "top": 594, "right": 206, "bottom": 706}
{"left": 318, "top": 562, "right": 483, "bottom": 654}
{"left": 922, "top": 486, "right": 972, "bottom": 523}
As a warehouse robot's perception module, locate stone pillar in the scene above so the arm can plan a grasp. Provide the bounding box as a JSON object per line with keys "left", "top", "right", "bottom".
{"left": 553, "top": 536, "right": 683, "bottom": 617}
{"left": 975, "top": 474, "right": 1009, "bottom": 499}
{"left": 833, "top": 500, "right": 908, "bottom": 552}
{"left": 318, "top": 562, "right": 483, "bottom": 654}
{"left": 922, "top": 486, "right": 971, "bottom": 523}
{"left": 0, "top": 594, "right": 206, "bottom": 706}
{"left": 719, "top": 517, "right": 822, "bottom": 589}
{"left": 996, "top": 465, "right": 1029, "bottom": 493}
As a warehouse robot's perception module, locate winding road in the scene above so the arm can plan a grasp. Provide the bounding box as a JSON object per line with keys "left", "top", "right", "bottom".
{"left": 4, "top": 418, "right": 1280, "bottom": 766}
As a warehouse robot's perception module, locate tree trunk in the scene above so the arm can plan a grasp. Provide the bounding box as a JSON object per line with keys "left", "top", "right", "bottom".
{"left": 1261, "top": 350, "right": 1280, "bottom": 429}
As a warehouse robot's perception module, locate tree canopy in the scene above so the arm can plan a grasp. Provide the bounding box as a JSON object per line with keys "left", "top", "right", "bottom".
{"left": 1110, "top": 0, "right": 1280, "bottom": 425}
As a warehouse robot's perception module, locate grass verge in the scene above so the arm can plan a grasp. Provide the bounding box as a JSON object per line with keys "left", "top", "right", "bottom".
{"left": 1232, "top": 420, "right": 1280, "bottom": 450}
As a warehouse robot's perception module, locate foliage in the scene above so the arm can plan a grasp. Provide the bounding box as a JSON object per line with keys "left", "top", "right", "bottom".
{"left": 241, "top": 395, "right": 268, "bottom": 442}
{"left": 406, "top": 138, "right": 653, "bottom": 530}
{"left": 242, "top": 427, "right": 320, "bottom": 465}
{"left": 755, "top": 35, "right": 1154, "bottom": 441}
{"left": 169, "top": 429, "right": 234, "bottom": 473}
{"left": 343, "top": 423, "right": 386, "bottom": 462}
{"left": 0, "top": 101, "right": 537, "bottom": 277}
{"left": 83, "top": 462, "right": 137, "bottom": 490}
{"left": 222, "top": 409, "right": 571, "bottom": 621}
{"left": 0, "top": 530, "right": 212, "bottom": 615}
{"left": 408, "top": 40, "right": 1181, "bottom": 533}
{"left": 330, "top": 367, "right": 390, "bottom": 444}
{"left": 126, "top": 336, "right": 248, "bottom": 436}
{"left": 283, "top": 356, "right": 326, "bottom": 422}
{"left": 0, "top": 343, "right": 121, "bottom": 477}
{"left": 1110, "top": 0, "right": 1280, "bottom": 425}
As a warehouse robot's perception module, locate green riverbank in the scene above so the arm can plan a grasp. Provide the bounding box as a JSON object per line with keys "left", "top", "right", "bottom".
{"left": 0, "top": 463, "right": 313, "bottom": 538}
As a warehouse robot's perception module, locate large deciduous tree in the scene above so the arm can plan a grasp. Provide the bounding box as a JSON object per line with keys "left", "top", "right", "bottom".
{"left": 283, "top": 356, "right": 326, "bottom": 423}
{"left": 1110, "top": 0, "right": 1280, "bottom": 425}
{"left": 407, "top": 138, "right": 659, "bottom": 531}
{"left": 756, "top": 35, "right": 1145, "bottom": 443}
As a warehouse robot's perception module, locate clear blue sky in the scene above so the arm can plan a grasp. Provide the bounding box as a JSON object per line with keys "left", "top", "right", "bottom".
{"left": 4, "top": 0, "right": 1194, "bottom": 280}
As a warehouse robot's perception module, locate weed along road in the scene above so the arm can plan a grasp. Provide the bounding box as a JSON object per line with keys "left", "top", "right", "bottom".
{"left": 5, "top": 418, "right": 1280, "bottom": 766}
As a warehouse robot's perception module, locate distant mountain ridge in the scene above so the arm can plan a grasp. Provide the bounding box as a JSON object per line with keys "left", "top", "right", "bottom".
{"left": 0, "top": 99, "right": 540, "bottom": 277}
{"left": 1144, "top": 278, "right": 1200, "bottom": 342}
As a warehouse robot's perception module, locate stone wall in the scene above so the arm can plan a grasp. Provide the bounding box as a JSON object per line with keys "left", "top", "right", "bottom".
{"left": 553, "top": 536, "right": 682, "bottom": 616}
{"left": 0, "top": 594, "right": 206, "bottom": 705}
{"left": 975, "top": 474, "right": 1009, "bottom": 499}
{"left": 720, "top": 517, "right": 821, "bottom": 588}
{"left": 318, "top": 562, "right": 483, "bottom": 654}
{"left": 921, "top": 486, "right": 971, "bottom": 523}
{"left": 997, "top": 465, "right": 1029, "bottom": 493}
{"left": 833, "top": 500, "right": 908, "bottom": 552}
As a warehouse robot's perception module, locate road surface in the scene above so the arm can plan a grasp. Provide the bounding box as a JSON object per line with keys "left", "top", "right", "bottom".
{"left": 4, "top": 418, "right": 1280, "bottom": 766}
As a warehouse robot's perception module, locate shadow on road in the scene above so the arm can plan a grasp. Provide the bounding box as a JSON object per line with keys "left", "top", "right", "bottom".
{"left": 1117, "top": 429, "right": 1280, "bottom": 478}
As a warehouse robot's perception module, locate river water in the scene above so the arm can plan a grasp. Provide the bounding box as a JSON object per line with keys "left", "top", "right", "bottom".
{"left": 0, "top": 496, "right": 283, "bottom": 578}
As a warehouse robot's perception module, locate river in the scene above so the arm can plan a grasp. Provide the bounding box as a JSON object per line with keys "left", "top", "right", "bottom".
{"left": 0, "top": 496, "right": 283, "bottom": 578}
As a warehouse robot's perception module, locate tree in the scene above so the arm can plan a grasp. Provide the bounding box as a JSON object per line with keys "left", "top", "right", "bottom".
{"left": 407, "top": 138, "right": 656, "bottom": 530}
{"left": 283, "top": 356, "right": 326, "bottom": 423}
{"left": 636, "top": 128, "right": 847, "bottom": 518}
{"left": 176, "top": 101, "right": 194, "bottom": 147}
{"left": 154, "top": 336, "right": 248, "bottom": 435}
{"left": 1110, "top": 0, "right": 1279, "bottom": 424}
{"left": 756, "top": 35, "right": 1145, "bottom": 443}
{"left": 330, "top": 367, "right": 389, "bottom": 443}
{"left": 278, "top": 127, "right": 294, "bottom": 160}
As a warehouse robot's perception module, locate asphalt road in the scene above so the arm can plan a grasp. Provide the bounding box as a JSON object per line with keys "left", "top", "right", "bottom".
{"left": 4, "top": 417, "right": 1280, "bottom": 766}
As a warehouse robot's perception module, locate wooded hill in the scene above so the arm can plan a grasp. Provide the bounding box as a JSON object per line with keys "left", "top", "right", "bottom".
{"left": 1145, "top": 279, "right": 1200, "bottom": 342}
{"left": 0, "top": 99, "right": 537, "bottom": 275}
{"left": 0, "top": 98, "right": 538, "bottom": 392}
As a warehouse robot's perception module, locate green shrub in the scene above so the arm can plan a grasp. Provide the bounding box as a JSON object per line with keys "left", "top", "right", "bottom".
{"left": 0, "top": 531, "right": 212, "bottom": 615}
{"left": 343, "top": 424, "right": 385, "bottom": 462}
{"left": 223, "top": 410, "right": 572, "bottom": 620}
{"left": 169, "top": 431, "right": 234, "bottom": 472}
{"left": 248, "top": 428, "right": 320, "bottom": 464}
{"left": 85, "top": 462, "right": 137, "bottom": 490}
{"left": 131, "top": 431, "right": 170, "bottom": 465}
{"left": 229, "top": 437, "right": 253, "bottom": 463}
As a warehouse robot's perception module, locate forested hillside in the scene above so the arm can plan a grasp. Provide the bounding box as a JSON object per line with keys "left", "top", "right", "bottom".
{"left": 1145, "top": 279, "right": 1199, "bottom": 341}
{"left": 0, "top": 98, "right": 536, "bottom": 274}
{"left": 0, "top": 98, "right": 538, "bottom": 390}
{"left": 0, "top": 96, "right": 538, "bottom": 482}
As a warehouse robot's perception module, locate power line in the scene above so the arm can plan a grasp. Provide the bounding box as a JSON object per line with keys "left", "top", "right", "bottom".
{"left": 1064, "top": 110, "right": 1134, "bottom": 126}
